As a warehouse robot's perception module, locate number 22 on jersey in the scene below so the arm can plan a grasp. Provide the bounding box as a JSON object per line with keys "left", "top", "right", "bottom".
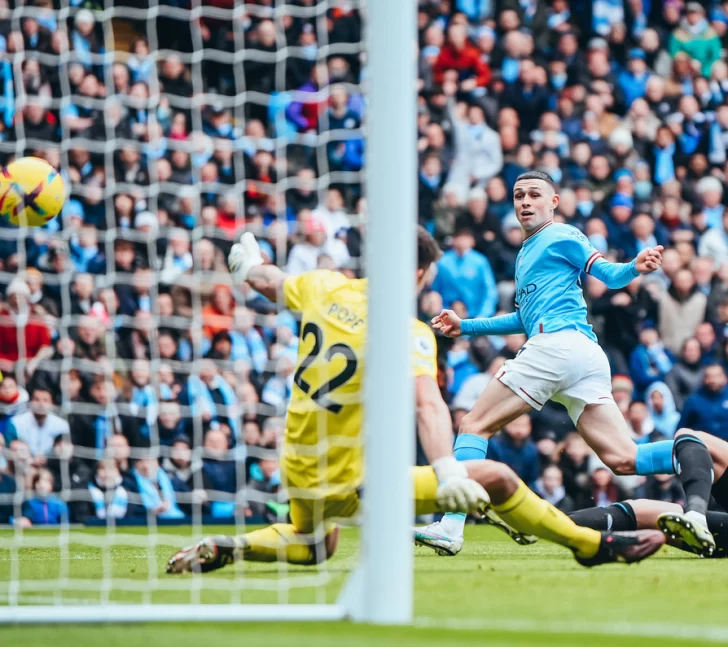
{"left": 293, "top": 322, "right": 359, "bottom": 414}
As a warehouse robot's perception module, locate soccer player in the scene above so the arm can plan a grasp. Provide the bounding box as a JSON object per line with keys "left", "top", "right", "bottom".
{"left": 416, "top": 171, "right": 716, "bottom": 557}
{"left": 166, "top": 228, "right": 664, "bottom": 573}
{"left": 569, "top": 429, "right": 728, "bottom": 558}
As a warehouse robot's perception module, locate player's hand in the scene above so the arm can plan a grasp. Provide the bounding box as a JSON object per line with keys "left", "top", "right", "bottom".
{"left": 635, "top": 245, "right": 664, "bottom": 274}
{"left": 432, "top": 456, "right": 490, "bottom": 513}
{"left": 431, "top": 309, "right": 462, "bottom": 337}
{"left": 228, "top": 232, "right": 264, "bottom": 283}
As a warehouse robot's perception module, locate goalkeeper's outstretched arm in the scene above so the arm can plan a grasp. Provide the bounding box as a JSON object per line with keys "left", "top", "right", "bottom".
{"left": 228, "top": 232, "right": 288, "bottom": 303}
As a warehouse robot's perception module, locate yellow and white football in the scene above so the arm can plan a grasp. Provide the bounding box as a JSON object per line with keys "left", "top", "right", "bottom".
{"left": 0, "top": 156, "right": 67, "bottom": 227}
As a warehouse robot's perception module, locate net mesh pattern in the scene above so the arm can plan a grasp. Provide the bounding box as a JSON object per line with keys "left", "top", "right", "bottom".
{"left": 0, "top": 0, "right": 367, "bottom": 606}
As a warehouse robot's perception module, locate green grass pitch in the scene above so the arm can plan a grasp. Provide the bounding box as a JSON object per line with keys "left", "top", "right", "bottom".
{"left": 1, "top": 525, "right": 728, "bottom": 646}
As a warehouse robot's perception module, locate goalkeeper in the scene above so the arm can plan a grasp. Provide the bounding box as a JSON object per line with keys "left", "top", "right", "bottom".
{"left": 166, "top": 228, "right": 664, "bottom": 573}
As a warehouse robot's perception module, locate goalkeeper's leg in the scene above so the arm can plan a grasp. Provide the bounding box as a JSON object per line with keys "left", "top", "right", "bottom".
{"left": 166, "top": 523, "right": 341, "bottom": 573}
{"left": 166, "top": 496, "right": 355, "bottom": 573}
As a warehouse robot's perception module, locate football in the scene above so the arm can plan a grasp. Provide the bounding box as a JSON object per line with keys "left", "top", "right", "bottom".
{"left": 0, "top": 156, "right": 66, "bottom": 227}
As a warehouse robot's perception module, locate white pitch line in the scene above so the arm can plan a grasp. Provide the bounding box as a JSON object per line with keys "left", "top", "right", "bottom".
{"left": 415, "top": 616, "right": 728, "bottom": 643}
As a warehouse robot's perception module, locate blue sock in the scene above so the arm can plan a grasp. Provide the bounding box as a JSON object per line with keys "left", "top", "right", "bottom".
{"left": 439, "top": 434, "right": 489, "bottom": 536}
{"left": 635, "top": 440, "right": 677, "bottom": 475}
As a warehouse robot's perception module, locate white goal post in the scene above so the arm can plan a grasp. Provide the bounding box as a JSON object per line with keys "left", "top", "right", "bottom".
{"left": 0, "top": 0, "right": 417, "bottom": 626}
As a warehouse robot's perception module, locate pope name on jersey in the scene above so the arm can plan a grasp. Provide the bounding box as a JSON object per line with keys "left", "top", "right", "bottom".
{"left": 282, "top": 269, "right": 438, "bottom": 497}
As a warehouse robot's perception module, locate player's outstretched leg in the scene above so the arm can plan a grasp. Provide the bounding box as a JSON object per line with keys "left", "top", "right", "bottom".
{"left": 166, "top": 524, "right": 340, "bottom": 574}
{"left": 464, "top": 461, "right": 665, "bottom": 567}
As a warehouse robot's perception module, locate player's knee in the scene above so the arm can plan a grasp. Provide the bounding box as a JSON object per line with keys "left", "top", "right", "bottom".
{"left": 603, "top": 454, "right": 636, "bottom": 476}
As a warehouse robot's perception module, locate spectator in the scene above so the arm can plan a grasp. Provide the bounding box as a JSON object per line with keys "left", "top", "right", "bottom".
{"left": 6, "top": 386, "right": 69, "bottom": 458}
{"left": 629, "top": 327, "right": 675, "bottom": 397}
{"left": 446, "top": 92, "right": 503, "bottom": 190}
{"left": 678, "top": 363, "right": 728, "bottom": 441}
{"left": 487, "top": 415, "right": 540, "bottom": 489}
{"left": 698, "top": 207, "right": 728, "bottom": 268}
{"left": 557, "top": 433, "right": 593, "bottom": 508}
{"left": 627, "top": 399, "right": 655, "bottom": 442}
{"left": 452, "top": 356, "right": 504, "bottom": 416}
{"left": 157, "top": 400, "right": 185, "bottom": 446}
{"left": 535, "top": 465, "right": 575, "bottom": 513}
{"left": 644, "top": 473, "right": 686, "bottom": 505}
{"left": 669, "top": 2, "right": 721, "bottom": 77}
{"left": 433, "top": 23, "right": 491, "bottom": 90}
{"left": 68, "top": 376, "right": 141, "bottom": 456}
{"left": 446, "top": 337, "right": 481, "bottom": 397}
{"left": 418, "top": 153, "right": 445, "bottom": 228}
{"left": 0, "top": 278, "right": 52, "bottom": 374}
{"left": 665, "top": 337, "right": 705, "bottom": 410}
{"left": 430, "top": 228, "right": 498, "bottom": 318}
{"left": 262, "top": 355, "right": 295, "bottom": 415}
{"left": 0, "top": 457, "right": 16, "bottom": 524}
{"left": 326, "top": 85, "right": 363, "bottom": 173}
{"left": 646, "top": 382, "right": 681, "bottom": 439}
{"left": 202, "top": 284, "right": 235, "bottom": 339}
{"left": 592, "top": 277, "right": 657, "bottom": 375}
{"left": 127, "top": 360, "right": 158, "bottom": 441}
{"left": 131, "top": 456, "right": 185, "bottom": 520}
{"left": 229, "top": 307, "right": 269, "bottom": 373}
{"left": 287, "top": 216, "right": 349, "bottom": 276}
{"left": 186, "top": 359, "right": 240, "bottom": 443}
{"left": 695, "top": 321, "right": 720, "bottom": 364}
{"left": 107, "top": 433, "right": 132, "bottom": 481}
{"left": 0, "top": 375, "right": 29, "bottom": 441}
{"left": 201, "top": 428, "right": 238, "bottom": 519}
{"left": 658, "top": 268, "right": 708, "bottom": 354}
{"left": 46, "top": 434, "right": 92, "bottom": 522}
{"left": 248, "top": 454, "right": 281, "bottom": 520}
{"left": 617, "top": 48, "right": 653, "bottom": 108}
{"left": 589, "top": 465, "right": 627, "bottom": 507}
{"left": 20, "top": 468, "right": 68, "bottom": 526}
{"left": 88, "top": 459, "right": 129, "bottom": 521}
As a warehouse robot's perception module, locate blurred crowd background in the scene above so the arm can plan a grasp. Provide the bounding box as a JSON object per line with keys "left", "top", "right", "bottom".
{"left": 3, "top": 0, "right": 728, "bottom": 525}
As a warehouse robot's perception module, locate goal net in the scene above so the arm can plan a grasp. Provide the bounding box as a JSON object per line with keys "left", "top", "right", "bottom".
{"left": 0, "top": 0, "right": 416, "bottom": 624}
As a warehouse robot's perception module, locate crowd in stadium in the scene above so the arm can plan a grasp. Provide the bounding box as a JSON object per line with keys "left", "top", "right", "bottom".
{"left": 3, "top": 0, "right": 728, "bottom": 524}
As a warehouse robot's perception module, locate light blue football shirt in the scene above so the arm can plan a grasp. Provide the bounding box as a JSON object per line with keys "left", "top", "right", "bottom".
{"left": 460, "top": 221, "right": 639, "bottom": 342}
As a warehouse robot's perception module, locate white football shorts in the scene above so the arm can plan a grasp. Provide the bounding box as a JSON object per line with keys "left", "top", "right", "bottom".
{"left": 494, "top": 330, "right": 613, "bottom": 425}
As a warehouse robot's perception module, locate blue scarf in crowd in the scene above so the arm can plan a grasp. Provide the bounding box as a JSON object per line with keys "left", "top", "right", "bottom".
{"left": 88, "top": 481, "right": 128, "bottom": 520}
{"left": 132, "top": 468, "right": 185, "bottom": 519}
{"left": 187, "top": 375, "right": 240, "bottom": 440}
{"left": 653, "top": 144, "right": 675, "bottom": 184}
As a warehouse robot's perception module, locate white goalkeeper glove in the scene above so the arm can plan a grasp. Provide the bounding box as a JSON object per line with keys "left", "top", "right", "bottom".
{"left": 432, "top": 456, "right": 490, "bottom": 514}
{"left": 228, "top": 232, "right": 264, "bottom": 283}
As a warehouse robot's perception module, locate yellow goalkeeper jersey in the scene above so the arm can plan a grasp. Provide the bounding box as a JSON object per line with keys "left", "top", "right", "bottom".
{"left": 281, "top": 270, "right": 438, "bottom": 497}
